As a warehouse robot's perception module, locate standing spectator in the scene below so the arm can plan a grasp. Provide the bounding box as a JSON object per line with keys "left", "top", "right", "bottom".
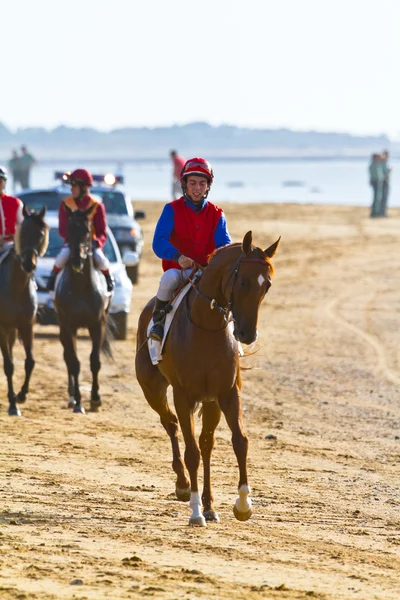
{"left": 19, "top": 145, "right": 36, "bottom": 190}
{"left": 8, "top": 150, "right": 22, "bottom": 193}
{"left": 369, "top": 153, "right": 384, "bottom": 218}
{"left": 380, "top": 150, "right": 391, "bottom": 217}
{"left": 170, "top": 150, "right": 186, "bottom": 200}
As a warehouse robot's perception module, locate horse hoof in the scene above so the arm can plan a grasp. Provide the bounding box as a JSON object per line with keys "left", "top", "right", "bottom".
{"left": 68, "top": 397, "right": 76, "bottom": 409}
{"left": 73, "top": 405, "right": 86, "bottom": 414}
{"left": 8, "top": 406, "right": 21, "bottom": 417}
{"left": 90, "top": 398, "right": 102, "bottom": 412}
{"left": 203, "top": 510, "right": 220, "bottom": 523}
{"left": 189, "top": 515, "right": 207, "bottom": 527}
{"left": 233, "top": 505, "right": 253, "bottom": 522}
{"left": 16, "top": 393, "right": 26, "bottom": 404}
{"left": 176, "top": 486, "right": 191, "bottom": 502}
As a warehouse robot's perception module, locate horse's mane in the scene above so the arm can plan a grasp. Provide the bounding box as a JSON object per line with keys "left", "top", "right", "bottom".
{"left": 207, "top": 242, "right": 275, "bottom": 275}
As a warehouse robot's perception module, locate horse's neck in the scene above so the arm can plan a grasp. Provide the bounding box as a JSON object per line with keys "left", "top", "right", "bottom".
{"left": 189, "top": 262, "right": 228, "bottom": 331}
{"left": 6, "top": 252, "right": 31, "bottom": 293}
{"left": 67, "top": 253, "right": 97, "bottom": 292}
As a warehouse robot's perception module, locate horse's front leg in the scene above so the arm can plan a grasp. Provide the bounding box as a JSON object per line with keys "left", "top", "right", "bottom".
{"left": 174, "top": 388, "right": 205, "bottom": 526}
{"left": 16, "top": 324, "right": 35, "bottom": 405}
{"left": 0, "top": 328, "right": 19, "bottom": 416}
{"left": 200, "top": 400, "right": 222, "bottom": 522}
{"left": 60, "top": 327, "right": 84, "bottom": 414}
{"left": 88, "top": 322, "right": 103, "bottom": 412}
{"left": 218, "top": 385, "right": 252, "bottom": 522}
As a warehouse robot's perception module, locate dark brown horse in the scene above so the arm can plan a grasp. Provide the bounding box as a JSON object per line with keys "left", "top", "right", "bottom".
{"left": 136, "top": 231, "right": 280, "bottom": 526}
{"left": 54, "top": 205, "right": 113, "bottom": 414}
{"left": 0, "top": 206, "right": 48, "bottom": 416}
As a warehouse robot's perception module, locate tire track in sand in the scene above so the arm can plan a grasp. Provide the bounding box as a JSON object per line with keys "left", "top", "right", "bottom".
{"left": 326, "top": 294, "right": 400, "bottom": 386}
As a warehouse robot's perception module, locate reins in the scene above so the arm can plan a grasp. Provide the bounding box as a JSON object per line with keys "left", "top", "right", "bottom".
{"left": 189, "top": 254, "right": 271, "bottom": 326}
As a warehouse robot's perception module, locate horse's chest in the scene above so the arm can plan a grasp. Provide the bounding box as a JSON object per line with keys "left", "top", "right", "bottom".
{"left": 161, "top": 334, "right": 238, "bottom": 395}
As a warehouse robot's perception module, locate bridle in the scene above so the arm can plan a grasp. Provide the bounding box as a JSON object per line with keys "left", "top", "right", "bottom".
{"left": 189, "top": 253, "right": 271, "bottom": 325}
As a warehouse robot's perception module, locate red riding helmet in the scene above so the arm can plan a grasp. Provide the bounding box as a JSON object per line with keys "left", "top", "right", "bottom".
{"left": 68, "top": 168, "right": 93, "bottom": 187}
{"left": 180, "top": 158, "right": 214, "bottom": 184}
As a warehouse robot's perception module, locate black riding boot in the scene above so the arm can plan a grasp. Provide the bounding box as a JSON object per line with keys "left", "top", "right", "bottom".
{"left": 104, "top": 271, "right": 115, "bottom": 292}
{"left": 149, "top": 299, "right": 170, "bottom": 342}
{"left": 47, "top": 269, "right": 57, "bottom": 291}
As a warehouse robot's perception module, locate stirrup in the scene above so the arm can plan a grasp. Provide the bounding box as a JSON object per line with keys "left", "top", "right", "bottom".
{"left": 149, "top": 323, "right": 164, "bottom": 342}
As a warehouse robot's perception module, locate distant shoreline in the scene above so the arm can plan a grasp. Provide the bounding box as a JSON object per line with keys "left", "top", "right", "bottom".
{"left": 5, "top": 154, "right": 398, "bottom": 165}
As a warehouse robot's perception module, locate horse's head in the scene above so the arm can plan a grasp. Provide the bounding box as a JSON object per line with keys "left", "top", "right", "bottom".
{"left": 65, "top": 204, "right": 95, "bottom": 272}
{"left": 16, "top": 205, "right": 49, "bottom": 273}
{"left": 211, "top": 231, "right": 280, "bottom": 344}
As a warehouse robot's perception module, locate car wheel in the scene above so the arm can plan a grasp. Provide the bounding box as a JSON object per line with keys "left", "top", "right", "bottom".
{"left": 112, "top": 311, "right": 128, "bottom": 340}
{"left": 126, "top": 264, "right": 139, "bottom": 285}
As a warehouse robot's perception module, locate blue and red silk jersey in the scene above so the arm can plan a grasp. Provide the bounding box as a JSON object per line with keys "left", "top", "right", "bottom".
{"left": 152, "top": 196, "right": 232, "bottom": 271}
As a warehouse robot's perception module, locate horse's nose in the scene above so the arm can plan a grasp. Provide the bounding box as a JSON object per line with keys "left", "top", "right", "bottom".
{"left": 236, "top": 329, "right": 257, "bottom": 345}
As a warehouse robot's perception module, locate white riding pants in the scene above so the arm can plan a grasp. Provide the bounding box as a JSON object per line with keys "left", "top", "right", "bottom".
{"left": 55, "top": 246, "right": 110, "bottom": 271}
{"left": 157, "top": 268, "right": 193, "bottom": 301}
{"left": 0, "top": 241, "right": 14, "bottom": 255}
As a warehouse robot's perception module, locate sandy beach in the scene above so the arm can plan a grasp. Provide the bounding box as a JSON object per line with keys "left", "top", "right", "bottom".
{"left": 1, "top": 201, "right": 400, "bottom": 600}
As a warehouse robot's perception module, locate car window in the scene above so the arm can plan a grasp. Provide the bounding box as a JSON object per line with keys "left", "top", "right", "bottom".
{"left": 92, "top": 191, "right": 128, "bottom": 215}
{"left": 20, "top": 191, "right": 68, "bottom": 212}
{"left": 44, "top": 228, "right": 117, "bottom": 263}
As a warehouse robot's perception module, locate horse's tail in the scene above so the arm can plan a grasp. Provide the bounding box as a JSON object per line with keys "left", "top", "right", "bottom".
{"left": 102, "top": 314, "right": 114, "bottom": 359}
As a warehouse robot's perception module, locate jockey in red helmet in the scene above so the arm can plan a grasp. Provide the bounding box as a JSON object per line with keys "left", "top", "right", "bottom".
{"left": 46, "top": 169, "right": 114, "bottom": 292}
{"left": 149, "top": 157, "right": 231, "bottom": 341}
{"left": 0, "top": 166, "right": 24, "bottom": 256}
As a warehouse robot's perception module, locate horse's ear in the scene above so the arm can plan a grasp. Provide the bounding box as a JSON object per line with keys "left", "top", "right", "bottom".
{"left": 23, "top": 204, "right": 31, "bottom": 218}
{"left": 39, "top": 205, "right": 46, "bottom": 219}
{"left": 83, "top": 204, "right": 97, "bottom": 217}
{"left": 64, "top": 204, "right": 73, "bottom": 216}
{"left": 242, "top": 231, "right": 253, "bottom": 256}
{"left": 264, "top": 236, "right": 281, "bottom": 258}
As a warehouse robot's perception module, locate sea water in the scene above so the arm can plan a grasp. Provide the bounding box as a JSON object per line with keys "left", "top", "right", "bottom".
{"left": 22, "top": 158, "right": 400, "bottom": 207}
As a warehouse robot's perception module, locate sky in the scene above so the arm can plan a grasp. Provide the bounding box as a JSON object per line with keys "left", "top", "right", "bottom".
{"left": 3, "top": 0, "right": 400, "bottom": 138}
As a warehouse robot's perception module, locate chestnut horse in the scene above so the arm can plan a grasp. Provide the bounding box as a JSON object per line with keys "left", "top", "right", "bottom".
{"left": 54, "top": 205, "right": 113, "bottom": 414}
{"left": 135, "top": 231, "right": 280, "bottom": 526}
{"left": 0, "top": 206, "right": 48, "bottom": 416}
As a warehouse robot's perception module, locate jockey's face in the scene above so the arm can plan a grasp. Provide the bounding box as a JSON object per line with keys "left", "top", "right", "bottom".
{"left": 71, "top": 183, "right": 88, "bottom": 199}
{"left": 0, "top": 178, "right": 6, "bottom": 194}
{"left": 185, "top": 175, "right": 209, "bottom": 204}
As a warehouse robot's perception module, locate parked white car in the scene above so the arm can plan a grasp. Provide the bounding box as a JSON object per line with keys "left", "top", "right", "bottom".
{"left": 34, "top": 215, "right": 134, "bottom": 340}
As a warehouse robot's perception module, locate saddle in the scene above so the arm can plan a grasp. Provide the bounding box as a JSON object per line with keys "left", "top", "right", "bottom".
{"left": 147, "top": 281, "right": 192, "bottom": 365}
{"left": 49, "top": 267, "right": 112, "bottom": 310}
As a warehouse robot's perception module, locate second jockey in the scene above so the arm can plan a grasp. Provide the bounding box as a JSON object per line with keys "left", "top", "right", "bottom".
{"left": 46, "top": 168, "right": 114, "bottom": 292}
{"left": 149, "top": 157, "right": 232, "bottom": 341}
{"left": 0, "top": 166, "right": 23, "bottom": 257}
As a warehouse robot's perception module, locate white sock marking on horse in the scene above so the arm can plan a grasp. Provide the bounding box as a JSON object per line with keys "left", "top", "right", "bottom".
{"left": 189, "top": 491, "right": 203, "bottom": 520}
{"left": 257, "top": 274, "right": 266, "bottom": 288}
{"left": 235, "top": 484, "right": 252, "bottom": 513}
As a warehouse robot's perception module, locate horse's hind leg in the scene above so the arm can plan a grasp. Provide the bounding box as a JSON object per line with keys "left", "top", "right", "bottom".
{"left": 16, "top": 324, "right": 35, "bottom": 405}
{"left": 0, "top": 328, "right": 19, "bottom": 416}
{"left": 59, "top": 327, "right": 84, "bottom": 413}
{"left": 136, "top": 353, "right": 190, "bottom": 501}
{"left": 200, "top": 400, "right": 222, "bottom": 522}
{"left": 88, "top": 322, "right": 103, "bottom": 412}
{"left": 218, "top": 386, "right": 252, "bottom": 522}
